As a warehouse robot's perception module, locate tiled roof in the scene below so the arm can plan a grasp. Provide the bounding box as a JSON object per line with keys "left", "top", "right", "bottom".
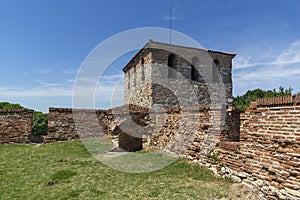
{"left": 122, "top": 40, "right": 236, "bottom": 72}
{"left": 147, "top": 40, "right": 236, "bottom": 56}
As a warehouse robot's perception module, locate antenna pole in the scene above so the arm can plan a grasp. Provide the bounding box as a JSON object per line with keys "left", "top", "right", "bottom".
{"left": 169, "top": 3, "right": 172, "bottom": 44}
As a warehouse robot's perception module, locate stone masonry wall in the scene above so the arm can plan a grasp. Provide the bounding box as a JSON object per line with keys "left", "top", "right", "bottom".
{"left": 147, "top": 105, "right": 237, "bottom": 156}
{"left": 124, "top": 50, "right": 152, "bottom": 108}
{"left": 45, "top": 105, "right": 149, "bottom": 144}
{"left": 124, "top": 41, "right": 235, "bottom": 110}
{"left": 150, "top": 48, "right": 233, "bottom": 105}
{"left": 203, "top": 96, "right": 300, "bottom": 200}
{"left": 0, "top": 109, "right": 33, "bottom": 144}
{"left": 148, "top": 106, "right": 211, "bottom": 155}
{"left": 45, "top": 107, "right": 115, "bottom": 142}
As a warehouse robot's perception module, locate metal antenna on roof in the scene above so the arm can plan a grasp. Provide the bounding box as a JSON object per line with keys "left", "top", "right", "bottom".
{"left": 169, "top": 2, "right": 172, "bottom": 44}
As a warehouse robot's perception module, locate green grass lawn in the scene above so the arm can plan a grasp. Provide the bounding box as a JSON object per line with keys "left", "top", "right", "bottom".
{"left": 0, "top": 140, "right": 232, "bottom": 199}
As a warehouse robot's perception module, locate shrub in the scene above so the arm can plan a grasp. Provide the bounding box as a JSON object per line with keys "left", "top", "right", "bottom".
{"left": 0, "top": 102, "right": 24, "bottom": 109}
{"left": 32, "top": 111, "right": 48, "bottom": 135}
{"left": 233, "top": 86, "right": 294, "bottom": 111}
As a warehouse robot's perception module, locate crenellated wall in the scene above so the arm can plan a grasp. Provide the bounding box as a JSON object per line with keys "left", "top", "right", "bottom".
{"left": 201, "top": 96, "right": 300, "bottom": 200}
{"left": 0, "top": 109, "right": 33, "bottom": 143}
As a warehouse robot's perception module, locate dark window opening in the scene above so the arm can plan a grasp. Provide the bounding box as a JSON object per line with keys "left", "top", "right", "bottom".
{"left": 141, "top": 57, "right": 145, "bottom": 65}
{"left": 133, "top": 66, "right": 136, "bottom": 86}
{"left": 128, "top": 72, "right": 130, "bottom": 89}
{"left": 191, "top": 57, "right": 200, "bottom": 81}
{"left": 213, "top": 59, "right": 221, "bottom": 82}
{"left": 168, "top": 54, "right": 177, "bottom": 78}
{"left": 141, "top": 58, "right": 145, "bottom": 81}
{"left": 214, "top": 59, "right": 220, "bottom": 67}
{"left": 191, "top": 65, "right": 196, "bottom": 80}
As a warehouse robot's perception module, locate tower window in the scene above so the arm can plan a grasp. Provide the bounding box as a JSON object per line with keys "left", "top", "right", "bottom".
{"left": 168, "top": 54, "right": 177, "bottom": 78}
{"left": 191, "top": 65, "right": 196, "bottom": 80}
{"left": 191, "top": 57, "right": 199, "bottom": 81}
{"left": 133, "top": 66, "right": 136, "bottom": 86}
{"left": 127, "top": 71, "right": 130, "bottom": 89}
{"left": 213, "top": 59, "right": 220, "bottom": 82}
{"left": 141, "top": 58, "right": 145, "bottom": 81}
{"left": 214, "top": 59, "right": 220, "bottom": 67}
{"left": 141, "top": 57, "right": 145, "bottom": 65}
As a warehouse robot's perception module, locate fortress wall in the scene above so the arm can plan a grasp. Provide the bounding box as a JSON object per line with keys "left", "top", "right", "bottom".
{"left": 0, "top": 109, "right": 33, "bottom": 143}
{"left": 208, "top": 96, "right": 300, "bottom": 200}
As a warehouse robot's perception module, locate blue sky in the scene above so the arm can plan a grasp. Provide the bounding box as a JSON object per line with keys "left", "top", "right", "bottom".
{"left": 0, "top": 0, "right": 300, "bottom": 112}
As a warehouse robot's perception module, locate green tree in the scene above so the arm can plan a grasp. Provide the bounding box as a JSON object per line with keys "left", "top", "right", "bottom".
{"left": 233, "top": 86, "right": 294, "bottom": 111}
{"left": 1, "top": 101, "right": 48, "bottom": 135}
{"left": 0, "top": 102, "right": 24, "bottom": 109}
{"left": 32, "top": 111, "right": 48, "bottom": 135}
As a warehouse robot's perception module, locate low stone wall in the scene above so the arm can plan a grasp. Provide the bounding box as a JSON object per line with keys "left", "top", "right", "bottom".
{"left": 45, "top": 107, "right": 115, "bottom": 142}
{"left": 204, "top": 96, "right": 300, "bottom": 200}
{"left": 45, "top": 105, "right": 149, "bottom": 143}
{"left": 0, "top": 109, "right": 33, "bottom": 143}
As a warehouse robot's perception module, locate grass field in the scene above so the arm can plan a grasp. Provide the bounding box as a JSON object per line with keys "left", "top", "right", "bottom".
{"left": 0, "top": 140, "right": 232, "bottom": 199}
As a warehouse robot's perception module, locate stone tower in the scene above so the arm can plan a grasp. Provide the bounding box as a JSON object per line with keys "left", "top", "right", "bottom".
{"left": 123, "top": 40, "right": 236, "bottom": 110}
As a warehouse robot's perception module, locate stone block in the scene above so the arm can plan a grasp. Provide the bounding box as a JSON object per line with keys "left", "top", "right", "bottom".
{"left": 119, "top": 131, "right": 142, "bottom": 152}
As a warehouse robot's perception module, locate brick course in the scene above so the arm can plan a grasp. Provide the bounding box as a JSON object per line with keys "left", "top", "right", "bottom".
{"left": 203, "top": 96, "right": 300, "bottom": 200}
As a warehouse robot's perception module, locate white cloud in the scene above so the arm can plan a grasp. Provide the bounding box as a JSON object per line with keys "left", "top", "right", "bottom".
{"left": 0, "top": 83, "right": 124, "bottom": 112}
{"left": 35, "top": 80, "right": 62, "bottom": 87}
{"left": 71, "top": 76, "right": 124, "bottom": 109}
{"left": 0, "top": 86, "right": 72, "bottom": 97}
{"left": 37, "top": 67, "right": 55, "bottom": 74}
{"left": 233, "top": 40, "right": 300, "bottom": 69}
{"left": 100, "top": 74, "right": 123, "bottom": 81}
{"left": 234, "top": 65, "right": 300, "bottom": 81}
{"left": 233, "top": 56, "right": 253, "bottom": 69}
{"left": 233, "top": 40, "right": 300, "bottom": 95}
{"left": 99, "top": 74, "right": 124, "bottom": 85}
{"left": 59, "top": 67, "right": 77, "bottom": 74}
{"left": 67, "top": 79, "right": 75, "bottom": 83}
{"left": 272, "top": 41, "right": 300, "bottom": 65}
{"left": 164, "top": 16, "right": 177, "bottom": 21}
{"left": 35, "top": 66, "right": 77, "bottom": 75}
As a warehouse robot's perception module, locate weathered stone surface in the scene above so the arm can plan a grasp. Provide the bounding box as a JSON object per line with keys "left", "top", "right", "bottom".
{"left": 45, "top": 108, "right": 113, "bottom": 142}
{"left": 285, "top": 188, "right": 300, "bottom": 197}
{"left": 231, "top": 175, "right": 242, "bottom": 183}
{"left": 119, "top": 130, "right": 142, "bottom": 152}
{"left": 116, "top": 116, "right": 149, "bottom": 152}
{"left": 45, "top": 105, "right": 150, "bottom": 146}
{"left": 237, "top": 172, "right": 249, "bottom": 179}
{"left": 123, "top": 40, "right": 234, "bottom": 111}
{"left": 0, "top": 109, "right": 33, "bottom": 143}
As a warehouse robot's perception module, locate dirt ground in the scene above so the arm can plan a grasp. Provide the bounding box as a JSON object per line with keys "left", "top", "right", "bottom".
{"left": 222, "top": 183, "right": 258, "bottom": 200}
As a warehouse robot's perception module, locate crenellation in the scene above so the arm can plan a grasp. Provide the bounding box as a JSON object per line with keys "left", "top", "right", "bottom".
{"left": 203, "top": 99, "right": 300, "bottom": 200}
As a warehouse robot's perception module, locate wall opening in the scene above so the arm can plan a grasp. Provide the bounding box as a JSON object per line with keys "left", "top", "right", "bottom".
{"left": 213, "top": 59, "right": 221, "bottom": 82}
{"left": 141, "top": 58, "right": 145, "bottom": 81}
{"left": 168, "top": 54, "right": 177, "bottom": 78}
{"left": 127, "top": 71, "right": 130, "bottom": 89}
{"left": 133, "top": 66, "right": 136, "bottom": 87}
{"left": 191, "top": 57, "right": 200, "bottom": 81}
